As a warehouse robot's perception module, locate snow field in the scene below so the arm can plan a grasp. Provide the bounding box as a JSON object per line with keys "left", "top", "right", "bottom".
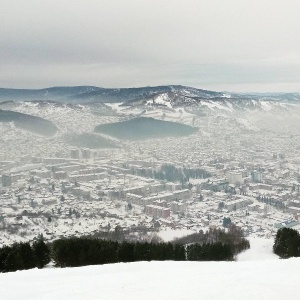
{"left": 237, "top": 237, "right": 279, "bottom": 261}
{"left": 0, "top": 258, "right": 298, "bottom": 300}
{"left": 0, "top": 237, "right": 286, "bottom": 300}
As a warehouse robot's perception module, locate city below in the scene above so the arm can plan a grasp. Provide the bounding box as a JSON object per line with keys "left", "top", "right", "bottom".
{"left": 1, "top": 87, "right": 300, "bottom": 245}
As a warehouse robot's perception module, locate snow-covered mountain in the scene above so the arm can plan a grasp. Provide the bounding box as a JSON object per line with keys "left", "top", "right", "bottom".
{"left": 0, "top": 86, "right": 101, "bottom": 102}
{"left": 0, "top": 85, "right": 222, "bottom": 103}
{"left": 0, "top": 85, "right": 223, "bottom": 103}
{"left": 1, "top": 85, "right": 300, "bottom": 106}
{"left": 1, "top": 85, "right": 300, "bottom": 125}
{"left": 125, "top": 91, "right": 300, "bottom": 117}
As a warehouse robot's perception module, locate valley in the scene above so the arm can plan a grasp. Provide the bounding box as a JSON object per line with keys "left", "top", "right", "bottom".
{"left": 0, "top": 87, "right": 300, "bottom": 246}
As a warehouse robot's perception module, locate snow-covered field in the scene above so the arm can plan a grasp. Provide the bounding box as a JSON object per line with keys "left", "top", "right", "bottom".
{"left": 1, "top": 258, "right": 298, "bottom": 300}
{"left": 0, "top": 238, "right": 291, "bottom": 300}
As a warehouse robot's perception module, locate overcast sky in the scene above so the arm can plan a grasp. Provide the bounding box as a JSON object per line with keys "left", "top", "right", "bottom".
{"left": 1, "top": 0, "right": 300, "bottom": 92}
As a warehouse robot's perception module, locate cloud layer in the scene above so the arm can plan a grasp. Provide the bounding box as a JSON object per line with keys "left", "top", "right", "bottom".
{"left": 1, "top": 0, "right": 300, "bottom": 92}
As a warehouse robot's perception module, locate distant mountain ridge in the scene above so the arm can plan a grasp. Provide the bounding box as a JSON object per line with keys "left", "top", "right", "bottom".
{"left": 0, "top": 86, "right": 101, "bottom": 102}
{"left": 1, "top": 85, "right": 300, "bottom": 106}
{"left": 0, "top": 85, "right": 223, "bottom": 103}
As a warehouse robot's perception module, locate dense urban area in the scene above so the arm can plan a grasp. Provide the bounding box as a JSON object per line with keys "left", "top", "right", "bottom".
{"left": 1, "top": 95, "right": 300, "bottom": 246}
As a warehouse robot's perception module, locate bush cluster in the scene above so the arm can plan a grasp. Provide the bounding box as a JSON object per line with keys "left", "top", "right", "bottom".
{"left": 273, "top": 227, "right": 300, "bottom": 258}
{"left": 174, "top": 226, "right": 250, "bottom": 256}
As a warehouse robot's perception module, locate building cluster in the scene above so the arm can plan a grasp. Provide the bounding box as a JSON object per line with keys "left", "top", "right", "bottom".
{"left": 1, "top": 101, "right": 300, "bottom": 245}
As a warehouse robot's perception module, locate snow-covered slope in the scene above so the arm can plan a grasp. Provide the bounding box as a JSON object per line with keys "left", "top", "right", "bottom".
{"left": 1, "top": 257, "right": 298, "bottom": 300}
{"left": 141, "top": 95, "right": 298, "bottom": 113}
{"left": 237, "top": 237, "right": 279, "bottom": 261}
{"left": 0, "top": 238, "right": 288, "bottom": 300}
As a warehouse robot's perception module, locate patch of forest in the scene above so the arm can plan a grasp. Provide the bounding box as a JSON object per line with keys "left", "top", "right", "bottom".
{"left": 173, "top": 226, "right": 250, "bottom": 257}
{"left": 94, "top": 117, "right": 198, "bottom": 140}
{"left": 64, "top": 133, "right": 120, "bottom": 149}
{"left": 128, "top": 163, "right": 211, "bottom": 184}
{"left": 0, "top": 227, "right": 249, "bottom": 273}
{"left": 0, "top": 109, "right": 58, "bottom": 136}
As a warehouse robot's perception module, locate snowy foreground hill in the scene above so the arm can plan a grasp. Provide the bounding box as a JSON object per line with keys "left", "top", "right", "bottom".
{"left": 0, "top": 259, "right": 298, "bottom": 300}
{"left": 0, "top": 238, "right": 297, "bottom": 300}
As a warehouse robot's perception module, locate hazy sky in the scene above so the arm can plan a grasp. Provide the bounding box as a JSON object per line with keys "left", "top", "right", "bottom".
{"left": 1, "top": 0, "right": 300, "bottom": 92}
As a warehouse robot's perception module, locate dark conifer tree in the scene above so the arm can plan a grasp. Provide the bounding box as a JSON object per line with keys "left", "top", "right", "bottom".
{"left": 0, "top": 246, "right": 11, "bottom": 272}
{"left": 174, "top": 244, "right": 186, "bottom": 261}
{"left": 19, "top": 242, "right": 37, "bottom": 270}
{"left": 33, "top": 236, "right": 50, "bottom": 268}
{"left": 117, "top": 241, "right": 135, "bottom": 262}
{"left": 273, "top": 227, "right": 300, "bottom": 258}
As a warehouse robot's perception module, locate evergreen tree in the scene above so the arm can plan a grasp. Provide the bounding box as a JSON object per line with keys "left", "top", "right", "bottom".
{"left": 174, "top": 244, "right": 186, "bottom": 261}
{"left": 3, "top": 242, "right": 36, "bottom": 272}
{"left": 0, "top": 246, "right": 11, "bottom": 272}
{"left": 223, "top": 217, "right": 232, "bottom": 228}
{"left": 273, "top": 227, "right": 300, "bottom": 258}
{"left": 117, "top": 241, "right": 135, "bottom": 262}
{"left": 33, "top": 236, "right": 50, "bottom": 268}
{"left": 19, "top": 242, "right": 36, "bottom": 270}
{"left": 3, "top": 245, "right": 24, "bottom": 272}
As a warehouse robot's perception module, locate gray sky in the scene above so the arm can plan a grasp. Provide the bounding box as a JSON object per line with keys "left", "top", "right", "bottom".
{"left": 1, "top": 0, "right": 300, "bottom": 92}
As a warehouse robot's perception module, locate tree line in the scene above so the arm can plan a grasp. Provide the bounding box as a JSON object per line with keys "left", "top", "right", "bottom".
{"left": 49, "top": 238, "right": 237, "bottom": 268}
{"left": 173, "top": 226, "right": 250, "bottom": 257}
{"left": 256, "top": 194, "right": 286, "bottom": 210}
{"left": 51, "top": 239, "right": 186, "bottom": 267}
{"left": 1, "top": 228, "right": 250, "bottom": 273}
{"left": 187, "top": 243, "right": 233, "bottom": 261}
{"left": 129, "top": 164, "right": 211, "bottom": 184}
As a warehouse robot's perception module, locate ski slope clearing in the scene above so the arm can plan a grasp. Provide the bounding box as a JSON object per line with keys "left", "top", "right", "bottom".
{"left": 0, "top": 258, "right": 297, "bottom": 300}
{"left": 237, "top": 237, "right": 279, "bottom": 261}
